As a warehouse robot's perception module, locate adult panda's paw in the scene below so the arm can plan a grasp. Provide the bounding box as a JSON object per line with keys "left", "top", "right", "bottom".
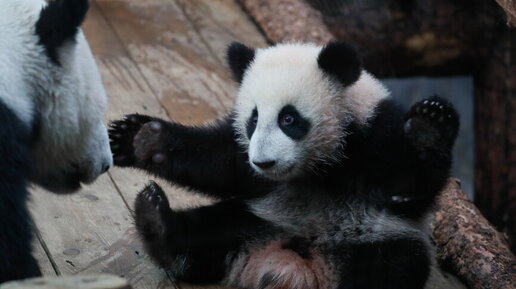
{"left": 134, "top": 181, "right": 170, "bottom": 242}
{"left": 404, "top": 96, "right": 459, "bottom": 154}
{"left": 109, "top": 114, "right": 167, "bottom": 167}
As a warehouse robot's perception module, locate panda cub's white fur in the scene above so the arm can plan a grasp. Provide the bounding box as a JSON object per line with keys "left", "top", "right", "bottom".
{"left": 234, "top": 43, "right": 389, "bottom": 180}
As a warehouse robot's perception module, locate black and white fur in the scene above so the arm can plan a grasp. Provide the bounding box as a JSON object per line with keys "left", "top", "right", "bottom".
{"left": 0, "top": 0, "right": 111, "bottom": 282}
{"left": 109, "top": 41, "right": 459, "bottom": 289}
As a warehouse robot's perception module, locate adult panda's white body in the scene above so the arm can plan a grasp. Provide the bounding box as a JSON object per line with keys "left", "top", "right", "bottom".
{"left": 0, "top": 0, "right": 111, "bottom": 282}
{"left": 109, "top": 42, "right": 462, "bottom": 289}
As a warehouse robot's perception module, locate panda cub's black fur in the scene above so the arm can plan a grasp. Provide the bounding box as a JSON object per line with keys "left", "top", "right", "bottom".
{"left": 109, "top": 41, "right": 459, "bottom": 289}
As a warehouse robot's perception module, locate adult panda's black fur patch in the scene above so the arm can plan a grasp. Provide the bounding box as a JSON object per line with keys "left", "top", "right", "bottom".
{"left": 35, "top": 0, "right": 89, "bottom": 65}
{"left": 317, "top": 41, "right": 362, "bottom": 87}
{"left": 227, "top": 42, "right": 255, "bottom": 83}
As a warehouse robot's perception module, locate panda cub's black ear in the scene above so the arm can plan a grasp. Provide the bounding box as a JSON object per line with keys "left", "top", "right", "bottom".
{"left": 35, "top": 0, "right": 90, "bottom": 65}
{"left": 227, "top": 42, "right": 255, "bottom": 83}
{"left": 317, "top": 41, "right": 362, "bottom": 87}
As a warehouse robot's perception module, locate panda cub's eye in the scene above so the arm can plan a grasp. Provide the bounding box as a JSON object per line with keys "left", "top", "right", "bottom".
{"left": 252, "top": 115, "right": 258, "bottom": 125}
{"left": 280, "top": 114, "right": 295, "bottom": 126}
{"left": 278, "top": 105, "right": 311, "bottom": 140}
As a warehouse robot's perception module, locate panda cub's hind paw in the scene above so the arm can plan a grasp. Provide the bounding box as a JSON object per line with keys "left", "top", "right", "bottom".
{"left": 134, "top": 181, "right": 170, "bottom": 241}
{"left": 404, "top": 96, "right": 459, "bottom": 154}
{"left": 109, "top": 114, "right": 168, "bottom": 167}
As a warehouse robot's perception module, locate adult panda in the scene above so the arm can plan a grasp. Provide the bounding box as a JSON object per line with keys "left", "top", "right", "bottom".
{"left": 0, "top": 0, "right": 111, "bottom": 282}
{"left": 109, "top": 42, "right": 460, "bottom": 289}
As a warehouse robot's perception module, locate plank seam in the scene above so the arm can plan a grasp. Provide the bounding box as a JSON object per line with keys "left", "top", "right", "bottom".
{"left": 35, "top": 228, "right": 61, "bottom": 276}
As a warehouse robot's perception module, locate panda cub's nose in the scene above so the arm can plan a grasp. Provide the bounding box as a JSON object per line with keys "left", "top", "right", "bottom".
{"left": 253, "top": 160, "right": 276, "bottom": 169}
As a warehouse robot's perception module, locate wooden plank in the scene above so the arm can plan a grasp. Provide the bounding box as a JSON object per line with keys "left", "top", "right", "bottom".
{"left": 30, "top": 175, "right": 175, "bottom": 289}
{"left": 176, "top": 0, "right": 267, "bottom": 64}
{"left": 96, "top": 0, "right": 236, "bottom": 125}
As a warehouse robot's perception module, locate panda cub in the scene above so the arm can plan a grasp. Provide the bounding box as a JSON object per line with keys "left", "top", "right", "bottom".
{"left": 0, "top": 0, "right": 111, "bottom": 282}
{"left": 109, "top": 41, "right": 459, "bottom": 289}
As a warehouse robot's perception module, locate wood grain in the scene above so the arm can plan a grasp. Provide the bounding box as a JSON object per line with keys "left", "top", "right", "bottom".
{"left": 176, "top": 0, "right": 267, "bottom": 63}
{"left": 96, "top": 0, "right": 235, "bottom": 125}
{"left": 30, "top": 175, "right": 176, "bottom": 289}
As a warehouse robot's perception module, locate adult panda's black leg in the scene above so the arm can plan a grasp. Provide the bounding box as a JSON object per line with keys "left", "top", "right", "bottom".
{"left": 134, "top": 182, "right": 272, "bottom": 284}
{"left": 337, "top": 238, "right": 431, "bottom": 289}
{"left": 109, "top": 114, "right": 272, "bottom": 199}
{"left": 0, "top": 189, "right": 42, "bottom": 283}
{"left": 0, "top": 101, "right": 41, "bottom": 282}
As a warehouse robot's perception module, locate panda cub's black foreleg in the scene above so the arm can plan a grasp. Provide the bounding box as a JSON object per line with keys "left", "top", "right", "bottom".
{"left": 404, "top": 96, "right": 459, "bottom": 159}
{"left": 393, "top": 96, "right": 459, "bottom": 217}
{"left": 109, "top": 114, "right": 270, "bottom": 198}
{"left": 134, "top": 182, "right": 271, "bottom": 284}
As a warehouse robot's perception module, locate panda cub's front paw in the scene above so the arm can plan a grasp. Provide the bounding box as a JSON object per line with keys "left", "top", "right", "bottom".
{"left": 404, "top": 96, "right": 459, "bottom": 154}
{"left": 109, "top": 114, "right": 169, "bottom": 167}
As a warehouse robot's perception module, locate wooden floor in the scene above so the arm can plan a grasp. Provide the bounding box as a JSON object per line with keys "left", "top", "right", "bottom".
{"left": 29, "top": 0, "right": 266, "bottom": 288}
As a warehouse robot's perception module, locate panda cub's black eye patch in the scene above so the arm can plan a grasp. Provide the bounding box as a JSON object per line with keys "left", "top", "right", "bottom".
{"left": 278, "top": 105, "right": 311, "bottom": 140}
{"left": 246, "top": 108, "right": 258, "bottom": 139}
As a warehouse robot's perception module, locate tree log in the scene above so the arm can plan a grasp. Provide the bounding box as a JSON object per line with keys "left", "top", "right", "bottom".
{"left": 237, "top": 0, "right": 332, "bottom": 44}
{"left": 495, "top": 0, "right": 516, "bottom": 27}
{"left": 432, "top": 179, "right": 516, "bottom": 289}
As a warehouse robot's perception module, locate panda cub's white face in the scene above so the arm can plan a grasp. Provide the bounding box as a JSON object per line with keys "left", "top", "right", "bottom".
{"left": 0, "top": 0, "right": 112, "bottom": 193}
{"left": 230, "top": 43, "right": 390, "bottom": 181}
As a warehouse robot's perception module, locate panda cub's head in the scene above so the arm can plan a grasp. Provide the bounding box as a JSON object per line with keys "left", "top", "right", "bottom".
{"left": 0, "top": 0, "right": 112, "bottom": 193}
{"left": 228, "top": 42, "right": 390, "bottom": 181}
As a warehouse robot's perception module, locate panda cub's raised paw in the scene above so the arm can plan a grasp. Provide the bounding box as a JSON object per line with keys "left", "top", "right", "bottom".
{"left": 134, "top": 181, "right": 170, "bottom": 241}
{"left": 109, "top": 114, "right": 169, "bottom": 167}
{"left": 404, "top": 96, "right": 459, "bottom": 154}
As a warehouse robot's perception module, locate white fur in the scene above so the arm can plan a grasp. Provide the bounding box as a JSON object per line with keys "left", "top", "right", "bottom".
{"left": 0, "top": 0, "right": 112, "bottom": 191}
{"left": 233, "top": 43, "right": 390, "bottom": 179}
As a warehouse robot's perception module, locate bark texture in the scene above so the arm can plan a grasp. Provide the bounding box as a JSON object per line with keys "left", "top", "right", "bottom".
{"left": 496, "top": 0, "right": 516, "bottom": 27}
{"left": 237, "top": 0, "right": 332, "bottom": 44}
{"left": 432, "top": 179, "right": 516, "bottom": 289}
